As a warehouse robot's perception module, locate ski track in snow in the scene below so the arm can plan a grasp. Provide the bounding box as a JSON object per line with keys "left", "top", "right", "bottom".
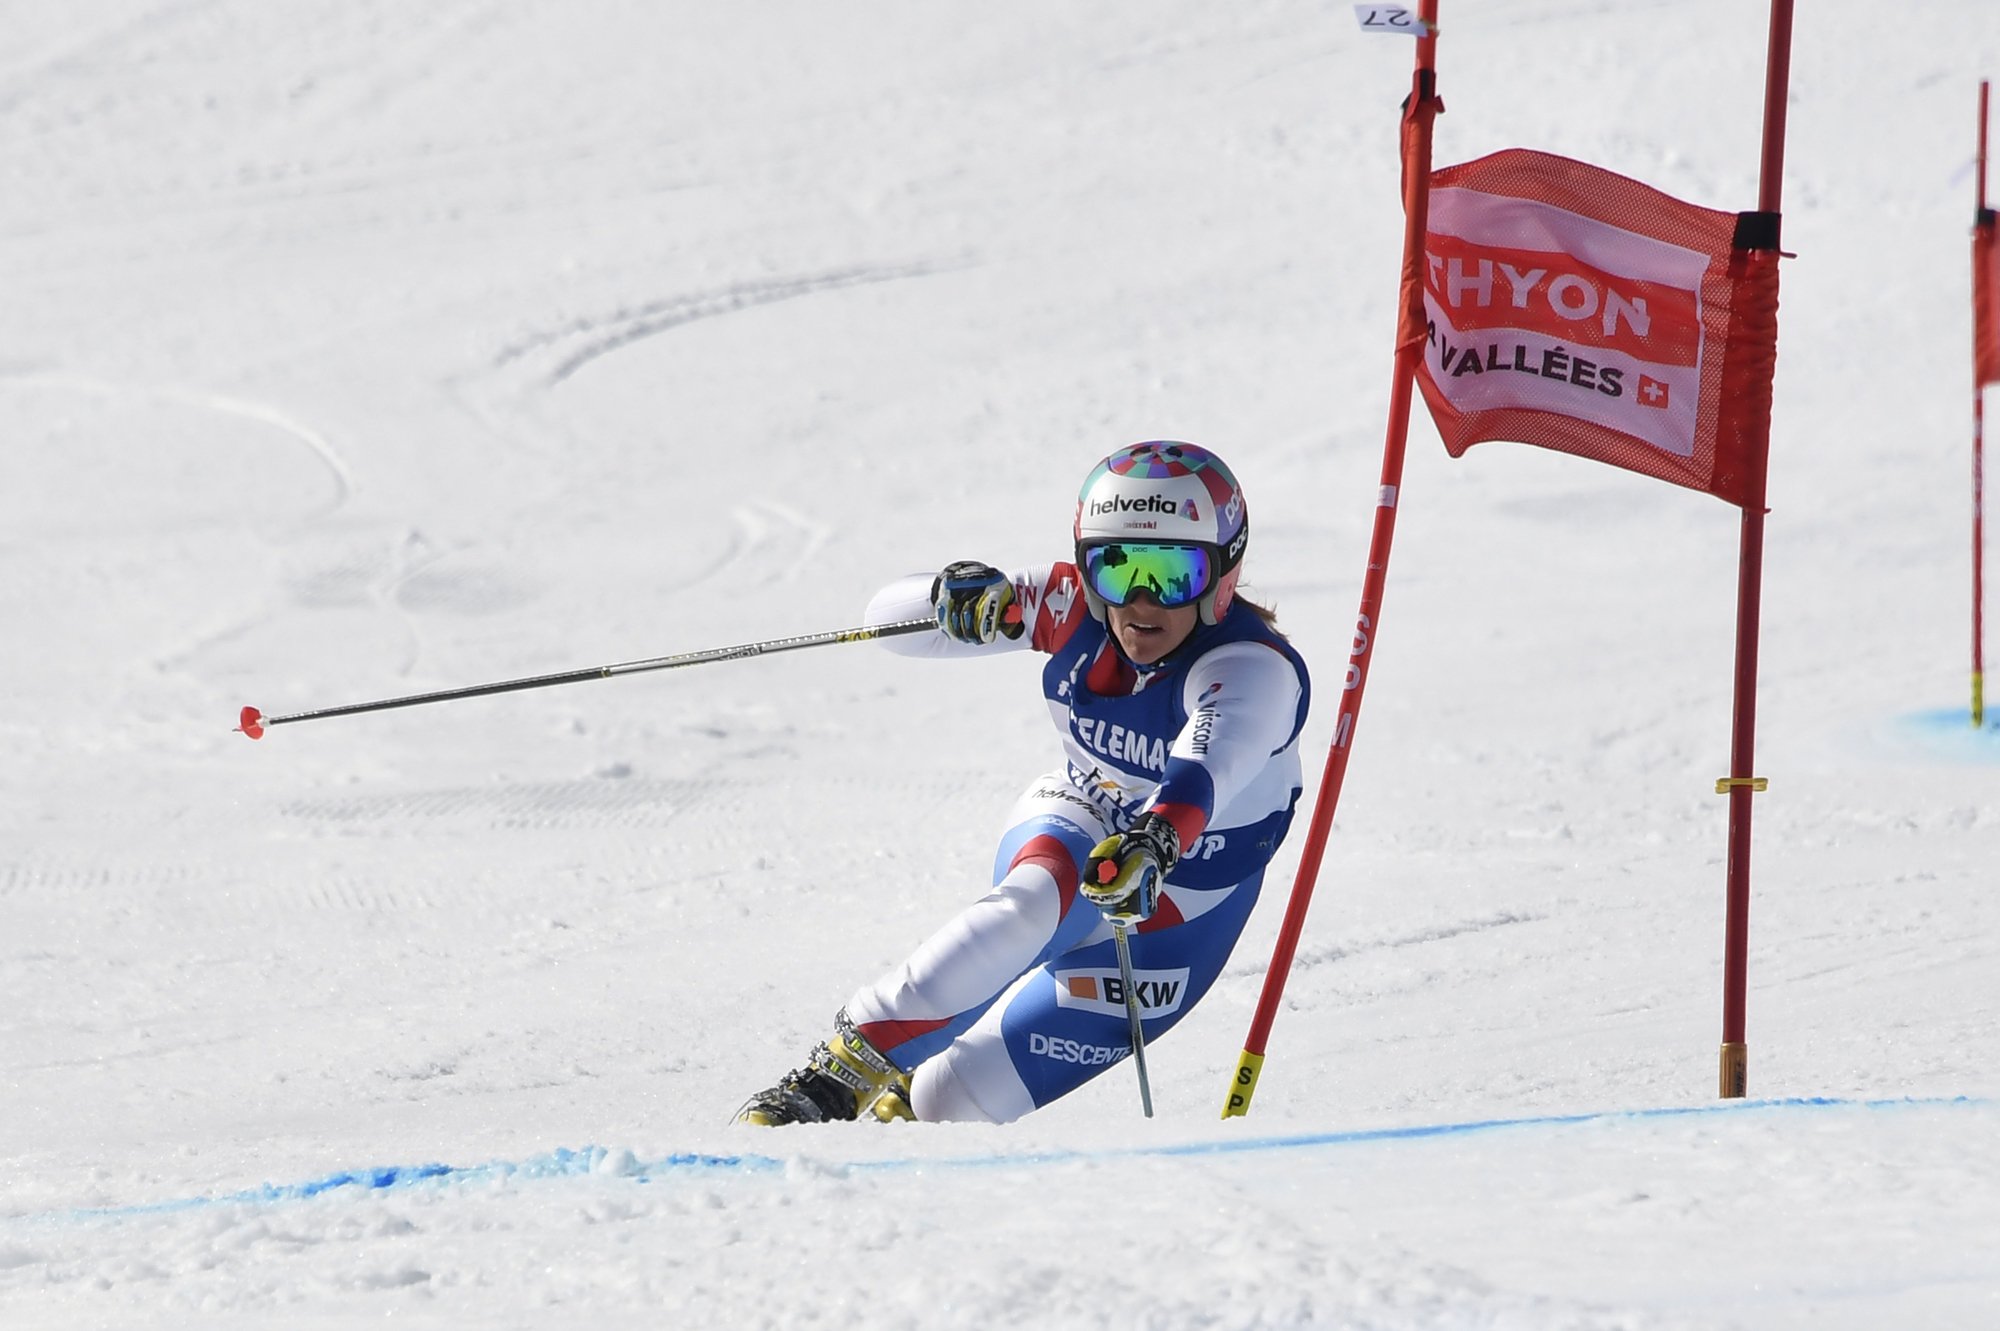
{"left": 0, "top": 369, "right": 352, "bottom": 524}
{"left": 277, "top": 775, "right": 719, "bottom": 831}
{"left": 1236, "top": 909, "right": 1547, "bottom": 978}
{"left": 491, "top": 262, "right": 964, "bottom": 387}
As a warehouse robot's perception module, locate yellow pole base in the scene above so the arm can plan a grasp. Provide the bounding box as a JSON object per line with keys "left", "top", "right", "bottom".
{"left": 1719, "top": 1042, "right": 1747, "bottom": 1099}
{"left": 1221, "top": 1049, "right": 1264, "bottom": 1118}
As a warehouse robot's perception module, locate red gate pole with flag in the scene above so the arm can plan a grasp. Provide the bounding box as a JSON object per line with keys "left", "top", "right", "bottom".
{"left": 1716, "top": 0, "right": 1796, "bottom": 1099}
{"left": 1221, "top": 0, "right": 1444, "bottom": 1119}
{"left": 1973, "top": 79, "right": 1994, "bottom": 730}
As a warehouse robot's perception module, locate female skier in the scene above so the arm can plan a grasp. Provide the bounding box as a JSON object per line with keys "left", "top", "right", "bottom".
{"left": 736, "top": 440, "right": 1311, "bottom": 1124}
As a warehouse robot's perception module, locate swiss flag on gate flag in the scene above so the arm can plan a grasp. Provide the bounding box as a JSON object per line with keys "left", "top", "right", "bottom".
{"left": 1414, "top": 150, "right": 1780, "bottom": 508}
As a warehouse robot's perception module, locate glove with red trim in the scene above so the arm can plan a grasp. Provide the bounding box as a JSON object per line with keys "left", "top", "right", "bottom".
{"left": 931, "top": 560, "right": 1023, "bottom": 645}
{"left": 1081, "top": 812, "right": 1181, "bottom": 923}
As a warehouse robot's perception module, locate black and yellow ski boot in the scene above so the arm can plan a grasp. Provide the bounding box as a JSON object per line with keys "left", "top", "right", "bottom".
{"left": 735, "top": 1011, "right": 914, "bottom": 1126}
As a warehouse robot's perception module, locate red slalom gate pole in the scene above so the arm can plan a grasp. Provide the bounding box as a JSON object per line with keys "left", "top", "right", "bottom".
{"left": 1974, "top": 79, "right": 1991, "bottom": 730}
{"left": 1222, "top": 1, "right": 1443, "bottom": 1118}
{"left": 1717, "top": 0, "right": 1794, "bottom": 1100}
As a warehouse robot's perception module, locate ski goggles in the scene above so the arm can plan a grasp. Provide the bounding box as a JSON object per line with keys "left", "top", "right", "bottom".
{"left": 1079, "top": 542, "right": 1215, "bottom": 609}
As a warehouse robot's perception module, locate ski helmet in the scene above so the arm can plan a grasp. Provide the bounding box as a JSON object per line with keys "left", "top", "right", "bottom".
{"left": 1073, "top": 441, "right": 1248, "bottom": 626}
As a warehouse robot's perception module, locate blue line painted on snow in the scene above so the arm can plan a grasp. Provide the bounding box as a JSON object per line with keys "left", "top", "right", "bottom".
{"left": 844, "top": 1095, "right": 1992, "bottom": 1173}
{"left": 36, "top": 1095, "right": 1989, "bottom": 1224}
{"left": 1897, "top": 707, "right": 2000, "bottom": 762}
{"left": 44, "top": 1149, "right": 777, "bottom": 1224}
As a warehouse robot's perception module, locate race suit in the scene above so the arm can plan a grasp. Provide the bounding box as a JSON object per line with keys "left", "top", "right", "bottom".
{"left": 843, "top": 562, "right": 1311, "bottom": 1122}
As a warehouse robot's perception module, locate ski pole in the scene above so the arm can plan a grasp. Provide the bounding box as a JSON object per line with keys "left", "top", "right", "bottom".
{"left": 235, "top": 616, "right": 937, "bottom": 739}
{"left": 1111, "top": 920, "right": 1154, "bottom": 1117}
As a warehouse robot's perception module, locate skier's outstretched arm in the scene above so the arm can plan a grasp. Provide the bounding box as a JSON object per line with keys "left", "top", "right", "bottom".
{"left": 865, "top": 564, "right": 1057, "bottom": 658}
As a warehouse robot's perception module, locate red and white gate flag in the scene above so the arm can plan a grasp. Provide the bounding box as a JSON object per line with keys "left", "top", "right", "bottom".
{"left": 1415, "top": 149, "right": 1780, "bottom": 508}
{"left": 1976, "top": 206, "right": 2000, "bottom": 388}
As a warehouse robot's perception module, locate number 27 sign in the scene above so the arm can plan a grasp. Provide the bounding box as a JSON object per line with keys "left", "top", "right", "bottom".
{"left": 1352, "top": 5, "right": 1435, "bottom": 36}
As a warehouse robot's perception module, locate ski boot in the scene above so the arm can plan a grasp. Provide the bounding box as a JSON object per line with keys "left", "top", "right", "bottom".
{"left": 735, "top": 1010, "right": 914, "bottom": 1126}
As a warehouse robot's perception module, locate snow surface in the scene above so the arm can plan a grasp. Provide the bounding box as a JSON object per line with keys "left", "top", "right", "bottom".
{"left": 4, "top": 2, "right": 1998, "bottom": 1327}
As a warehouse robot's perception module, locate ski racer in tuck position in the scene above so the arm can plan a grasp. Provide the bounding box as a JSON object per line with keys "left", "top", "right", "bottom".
{"left": 737, "top": 440, "right": 1312, "bottom": 1124}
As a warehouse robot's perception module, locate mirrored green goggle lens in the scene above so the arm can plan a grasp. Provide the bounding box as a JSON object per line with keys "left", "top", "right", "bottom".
{"left": 1081, "top": 543, "right": 1214, "bottom": 608}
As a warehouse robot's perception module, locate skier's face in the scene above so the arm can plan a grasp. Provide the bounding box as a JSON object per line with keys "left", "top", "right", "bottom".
{"left": 1106, "top": 591, "right": 1198, "bottom": 666}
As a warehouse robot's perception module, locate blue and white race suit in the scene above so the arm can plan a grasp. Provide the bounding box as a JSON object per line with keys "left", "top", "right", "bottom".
{"left": 844, "top": 562, "right": 1311, "bottom": 1122}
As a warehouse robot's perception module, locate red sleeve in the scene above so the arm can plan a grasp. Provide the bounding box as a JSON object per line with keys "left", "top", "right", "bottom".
{"left": 1017, "top": 562, "right": 1088, "bottom": 655}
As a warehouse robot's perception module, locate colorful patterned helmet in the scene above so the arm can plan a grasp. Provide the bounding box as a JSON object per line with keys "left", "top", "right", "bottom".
{"left": 1073, "top": 441, "right": 1248, "bottom": 626}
